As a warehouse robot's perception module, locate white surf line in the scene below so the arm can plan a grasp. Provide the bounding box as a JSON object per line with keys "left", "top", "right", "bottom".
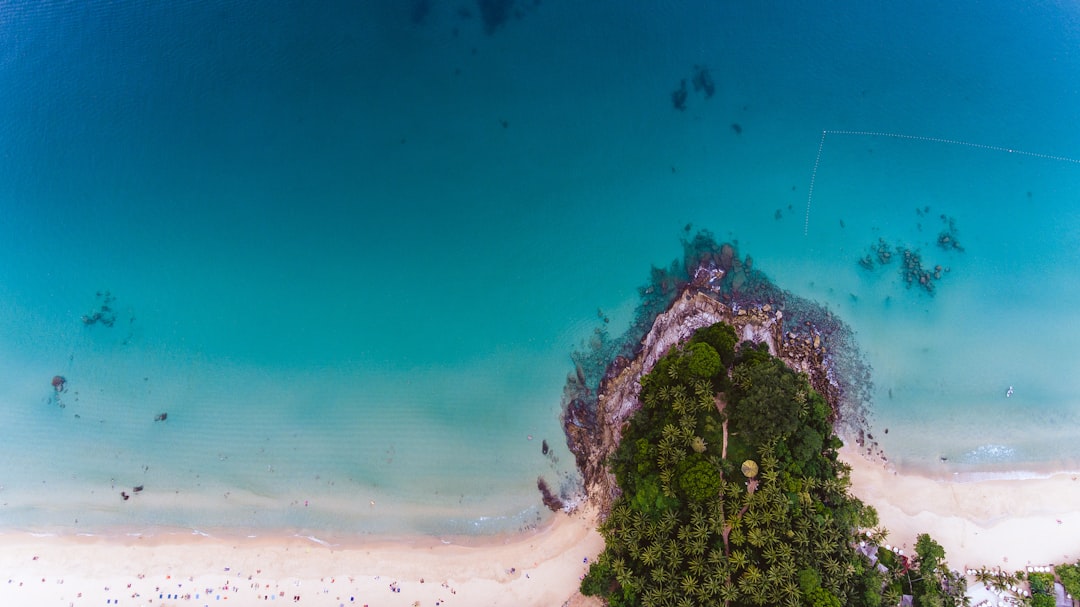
{"left": 803, "top": 129, "right": 1080, "bottom": 236}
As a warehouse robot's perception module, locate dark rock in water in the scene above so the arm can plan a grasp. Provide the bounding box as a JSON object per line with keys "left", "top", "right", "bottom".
{"left": 691, "top": 65, "right": 715, "bottom": 98}
{"left": 537, "top": 476, "right": 563, "bottom": 511}
{"left": 541, "top": 439, "right": 549, "bottom": 456}
{"left": 410, "top": 0, "right": 432, "bottom": 24}
{"left": 478, "top": 0, "right": 513, "bottom": 34}
{"left": 565, "top": 398, "right": 595, "bottom": 430}
{"left": 671, "top": 79, "right": 688, "bottom": 111}
{"left": 82, "top": 291, "right": 118, "bottom": 328}
{"left": 133, "top": 485, "right": 144, "bottom": 493}
{"left": 730, "top": 122, "right": 742, "bottom": 135}
{"left": 154, "top": 412, "right": 167, "bottom": 422}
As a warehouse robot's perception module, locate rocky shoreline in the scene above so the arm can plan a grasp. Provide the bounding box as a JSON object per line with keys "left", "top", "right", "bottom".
{"left": 561, "top": 244, "right": 872, "bottom": 517}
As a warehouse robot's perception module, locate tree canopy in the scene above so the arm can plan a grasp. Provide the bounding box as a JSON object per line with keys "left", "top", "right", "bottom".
{"left": 582, "top": 322, "right": 898, "bottom": 607}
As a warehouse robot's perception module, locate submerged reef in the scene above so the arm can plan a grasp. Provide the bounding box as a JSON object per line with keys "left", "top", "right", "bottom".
{"left": 81, "top": 290, "right": 117, "bottom": 327}
{"left": 670, "top": 65, "right": 717, "bottom": 110}
{"left": 472, "top": 0, "right": 541, "bottom": 35}
{"left": 560, "top": 230, "right": 872, "bottom": 514}
{"left": 671, "top": 79, "right": 688, "bottom": 111}
{"left": 690, "top": 64, "right": 715, "bottom": 98}
{"left": 859, "top": 210, "right": 962, "bottom": 295}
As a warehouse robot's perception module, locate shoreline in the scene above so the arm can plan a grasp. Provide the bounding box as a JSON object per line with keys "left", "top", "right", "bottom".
{"left": 839, "top": 443, "right": 1080, "bottom": 570}
{"left": 0, "top": 507, "right": 605, "bottom": 607}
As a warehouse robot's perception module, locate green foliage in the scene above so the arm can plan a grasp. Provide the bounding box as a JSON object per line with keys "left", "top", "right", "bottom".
{"left": 789, "top": 424, "right": 824, "bottom": 463}
{"left": 586, "top": 321, "right": 912, "bottom": 607}
{"left": 1031, "top": 594, "right": 1055, "bottom": 607}
{"left": 1028, "top": 572, "right": 1054, "bottom": 595}
{"left": 726, "top": 358, "right": 803, "bottom": 450}
{"left": 630, "top": 476, "right": 678, "bottom": 514}
{"left": 902, "top": 533, "right": 967, "bottom": 607}
{"left": 800, "top": 568, "right": 842, "bottom": 607}
{"left": 684, "top": 342, "right": 722, "bottom": 379}
{"left": 1056, "top": 562, "right": 1080, "bottom": 599}
{"left": 675, "top": 455, "right": 721, "bottom": 502}
{"left": 914, "top": 533, "right": 946, "bottom": 572}
{"left": 581, "top": 555, "right": 616, "bottom": 597}
{"left": 689, "top": 322, "right": 737, "bottom": 367}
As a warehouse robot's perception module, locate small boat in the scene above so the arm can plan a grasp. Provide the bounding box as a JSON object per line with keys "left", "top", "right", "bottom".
{"left": 1006, "top": 386, "right": 1014, "bottom": 398}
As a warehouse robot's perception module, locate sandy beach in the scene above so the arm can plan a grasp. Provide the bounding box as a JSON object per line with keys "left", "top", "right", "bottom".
{"left": 840, "top": 444, "right": 1080, "bottom": 570}
{"left": 0, "top": 509, "right": 605, "bottom": 607}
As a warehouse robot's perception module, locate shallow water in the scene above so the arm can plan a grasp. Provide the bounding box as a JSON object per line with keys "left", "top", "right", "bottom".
{"left": 2, "top": 0, "right": 1080, "bottom": 535}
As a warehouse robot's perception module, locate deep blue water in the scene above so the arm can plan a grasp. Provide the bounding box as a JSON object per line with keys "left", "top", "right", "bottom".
{"left": 2, "top": 0, "right": 1080, "bottom": 536}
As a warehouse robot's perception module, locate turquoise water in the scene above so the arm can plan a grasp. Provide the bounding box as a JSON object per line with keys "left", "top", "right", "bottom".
{"left": 2, "top": 0, "right": 1080, "bottom": 536}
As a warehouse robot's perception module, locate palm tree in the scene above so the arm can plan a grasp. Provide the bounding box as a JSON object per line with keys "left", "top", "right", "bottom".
{"left": 707, "top": 547, "right": 727, "bottom": 570}
{"left": 672, "top": 392, "right": 690, "bottom": 416}
{"left": 659, "top": 468, "right": 674, "bottom": 496}
{"left": 701, "top": 574, "right": 723, "bottom": 600}
{"left": 680, "top": 572, "right": 699, "bottom": 596}
{"left": 775, "top": 556, "right": 798, "bottom": 581}
{"left": 747, "top": 527, "right": 767, "bottom": 548}
{"left": 718, "top": 580, "right": 740, "bottom": 605}
{"left": 642, "top": 543, "right": 662, "bottom": 568}
{"left": 738, "top": 565, "right": 765, "bottom": 600}
{"left": 642, "top": 517, "right": 661, "bottom": 542}
{"left": 665, "top": 538, "right": 683, "bottom": 565}
{"left": 731, "top": 364, "right": 752, "bottom": 389}
{"left": 823, "top": 556, "right": 843, "bottom": 580}
{"left": 780, "top": 573, "right": 802, "bottom": 600}
{"left": 882, "top": 584, "right": 902, "bottom": 607}
{"left": 660, "top": 509, "right": 680, "bottom": 537}
{"left": 642, "top": 586, "right": 664, "bottom": 607}
{"left": 763, "top": 543, "right": 782, "bottom": 566}
{"left": 688, "top": 555, "right": 707, "bottom": 577}
{"left": 729, "top": 525, "right": 746, "bottom": 548}
{"left": 656, "top": 384, "right": 672, "bottom": 403}
{"left": 742, "top": 506, "right": 764, "bottom": 531}
{"left": 687, "top": 535, "right": 708, "bottom": 557}
{"left": 694, "top": 381, "right": 714, "bottom": 414}
{"left": 972, "top": 567, "right": 994, "bottom": 585}
{"left": 730, "top": 549, "right": 749, "bottom": 571}
{"left": 651, "top": 563, "right": 673, "bottom": 586}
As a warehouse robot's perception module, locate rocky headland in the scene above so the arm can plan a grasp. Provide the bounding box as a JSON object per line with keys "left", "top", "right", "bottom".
{"left": 560, "top": 237, "right": 872, "bottom": 516}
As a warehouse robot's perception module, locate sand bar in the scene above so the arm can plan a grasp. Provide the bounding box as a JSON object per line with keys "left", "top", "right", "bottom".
{"left": 840, "top": 444, "right": 1080, "bottom": 570}
{"left": 0, "top": 509, "right": 604, "bottom": 607}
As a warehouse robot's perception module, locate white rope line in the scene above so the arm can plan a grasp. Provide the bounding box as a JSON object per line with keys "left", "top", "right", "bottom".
{"left": 804, "top": 131, "right": 827, "bottom": 236}
{"left": 803, "top": 129, "right": 1080, "bottom": 236}
{"left": 823, "top": 130, "right": 1080, "bottom": 165}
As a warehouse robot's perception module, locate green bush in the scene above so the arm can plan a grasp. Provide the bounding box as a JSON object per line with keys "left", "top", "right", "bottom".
{"left": 1031, "top": 594, "right": 1055, "bottom": 607}
{"left": 675, "top": 454, "right": 722, "bottom": 502}
{"left": 581, "top": 557, "right": 615, "bottom": 597}
{"left": 1028, "top": 572, "right": 1054, "bottom": 595}
{"left": 684, "top": 342, "right": 722, "bottom": 379}
{"left": 689, "top": 322, "right": 737, "bottom": 367}
{"left": 1056, "top": 562, "right": 1080, "bottom": 599}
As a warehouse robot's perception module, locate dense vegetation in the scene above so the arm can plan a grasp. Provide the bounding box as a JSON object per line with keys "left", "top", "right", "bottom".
{"left": 1056, "top": 561, "right": 1080, "bottom": 599}
{"left": 581, "top": 322, "right": 966, "bottom": 607}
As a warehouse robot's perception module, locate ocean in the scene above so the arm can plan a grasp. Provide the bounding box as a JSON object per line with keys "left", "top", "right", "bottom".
{"left": 2, "top": 0, "right": 1080, "bottom": 537}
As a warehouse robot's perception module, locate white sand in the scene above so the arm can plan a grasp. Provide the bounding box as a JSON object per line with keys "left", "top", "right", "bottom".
{"left": 0, "top": 509, "right": 605, "bottom": 607}
{"left": 8, "top": 446, "right": 1080, "bottom": 607}
{"left": 840, "top": 444, "right": 1080, "bottom": 570}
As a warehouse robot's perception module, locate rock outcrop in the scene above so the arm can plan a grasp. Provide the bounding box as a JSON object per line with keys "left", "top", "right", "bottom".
{"left": 563, "top": 263, "right": 867, "bottom": 517}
